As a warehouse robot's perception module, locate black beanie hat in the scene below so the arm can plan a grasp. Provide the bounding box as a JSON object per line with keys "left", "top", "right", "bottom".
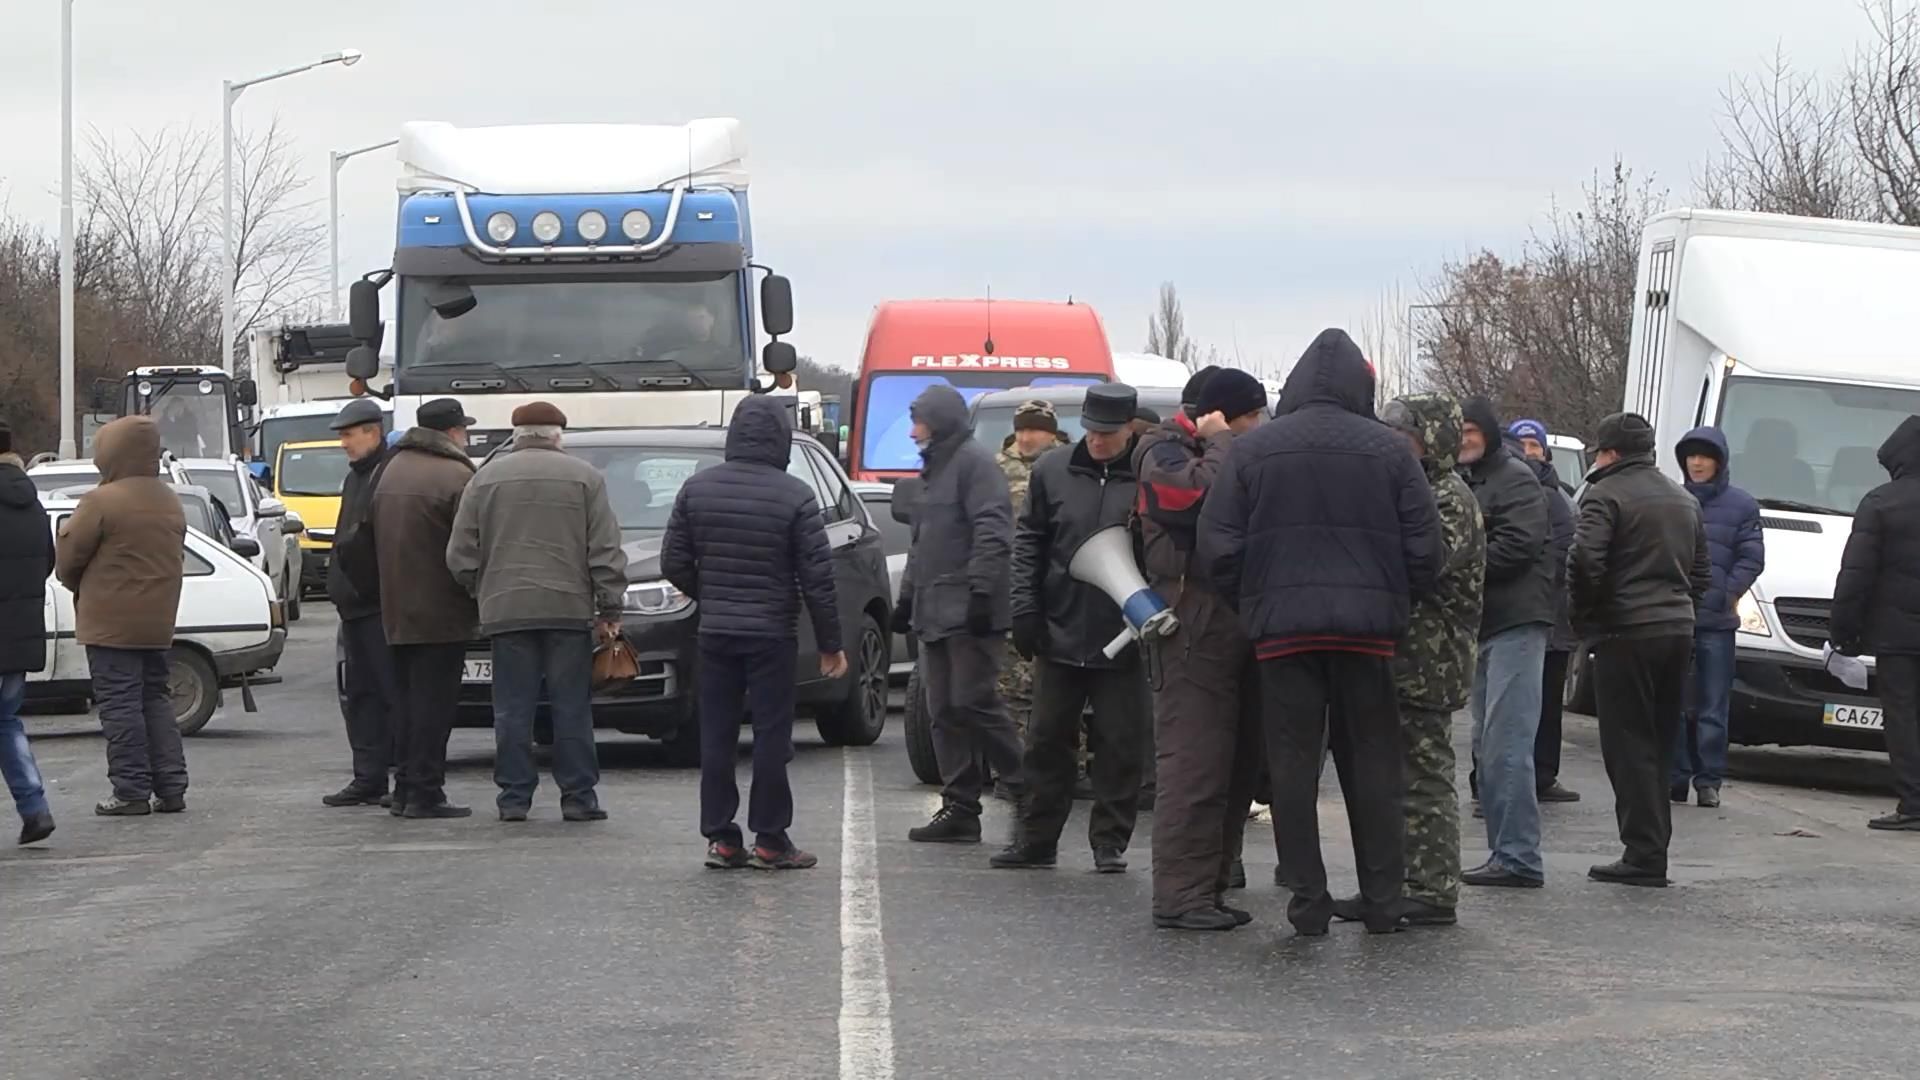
{"left": 1180, "top": 365, "right": 1221, "bottom": 407}
{"left": 1595, "top": 412, "right": 1657, "bottom": 454}
{"left": 1195, "top": 369, "right": 1268, "bottom": 421}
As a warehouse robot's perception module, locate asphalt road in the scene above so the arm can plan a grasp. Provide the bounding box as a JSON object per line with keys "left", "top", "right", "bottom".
{"left": 4, "top": 606, "right": 1919, "bottom": 1080}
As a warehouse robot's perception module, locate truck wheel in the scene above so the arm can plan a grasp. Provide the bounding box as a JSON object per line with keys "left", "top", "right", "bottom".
{"left": 167, "top": 647, "right": 220, "bottom": 736}
{"left": 904, "top": 661, "right": 941, "bottom": 785}
{"left": 817, "top": 615, "right": 888, "bottom": 747}
{"left": 1564, "top": 647, "right": 1596, "bottom": 715}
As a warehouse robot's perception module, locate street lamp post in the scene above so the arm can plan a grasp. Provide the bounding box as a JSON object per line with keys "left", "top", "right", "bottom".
{"left": 58, "top": 0, "right": 76, "bottom": 458}
{"left": 219, "top": 48, "right": 362, "bottom": 375}
{"left": 328, "top": 139, "right": 397, "bottom": 320}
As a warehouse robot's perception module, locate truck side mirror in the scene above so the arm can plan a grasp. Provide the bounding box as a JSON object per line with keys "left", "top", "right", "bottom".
{"left": 348, "top": 280, "right": 381, "bottom": 341}
{"left": 345, "top": 345, "right": 381, "bottom": 381}
{"left": 817, "top": 430, "right": 840, "bottom": 458}
{"left": 890, "top": 477, "right": 924, "bottom": 525}
{"left": 762, "top": 340, "right": 797, "bottom": 375}
{"left": 235, "top": 378, "right": 258, "bottom": 407}
{"left": 760, "top": 273, "right": 794, "bottom": 337}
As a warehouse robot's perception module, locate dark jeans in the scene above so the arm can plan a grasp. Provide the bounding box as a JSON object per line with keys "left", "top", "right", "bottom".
{"left": 340, "top": 614, "right": 398, "bottom": 794}
{"left": 1, "top": 673, "right": 49, "bottom": 819}
{"left": 1594, "top": 634, "right": 1691, "bottom": 873}
{"left": 922, "top": 634, "right": 1026, "bottom": 817}
{"left": 1881, "top": 655, "right": 1920, "bottom": 817}
{"left": 492, "top": 629, "right": 600, "bottom": 812}
{"left": 698, "top": 634, "right": 799, "bottom": 851}
{"left": 1535, "top": 649, "right": 1570, "bottom": 789}
{"left": 1026, "top": 659, "right": 1149, "bottom": 853}
{"left": 1261, "top": 651, "right": 1404, "bottom": 927}
{"left": 88, "top": 646, "right": 188, "bottom": 802}
{"left": 391, "top": 642, "right": 464, "bottom": 807}
{"left": 1674, "top": 629, "right": 1734, "bottom": 791}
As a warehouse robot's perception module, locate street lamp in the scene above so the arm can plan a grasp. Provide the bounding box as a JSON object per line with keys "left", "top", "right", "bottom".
{"left": 58, "top": 0, "right": 76, "bottom": 458}
{"left": 328, "top": 139, "right": 397, "bottom": 320}
{"left": 220, "top": 48, "right": 362, "bottom": 374}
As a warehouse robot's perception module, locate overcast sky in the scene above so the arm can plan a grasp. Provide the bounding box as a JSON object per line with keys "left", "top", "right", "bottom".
{"left": 0, "top": 0, "right": 1873, "bottom": 377}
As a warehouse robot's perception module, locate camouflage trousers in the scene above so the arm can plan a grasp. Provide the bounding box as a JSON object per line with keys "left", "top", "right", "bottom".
{"left": 1401, "top": 705, "right": 1461, "bottom": 908}
{"left": 999, "top": 640, "right": 1087, "bottom": 771}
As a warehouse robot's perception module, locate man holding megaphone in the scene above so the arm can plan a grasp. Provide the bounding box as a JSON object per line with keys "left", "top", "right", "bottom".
{"left": 995, "top": 384, "right": 1152, "bottom": 873}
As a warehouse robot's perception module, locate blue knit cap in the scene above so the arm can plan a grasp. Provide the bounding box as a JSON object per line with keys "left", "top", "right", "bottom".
{"left": 1508, "top": 418, "right": 1548, "bottom": 446}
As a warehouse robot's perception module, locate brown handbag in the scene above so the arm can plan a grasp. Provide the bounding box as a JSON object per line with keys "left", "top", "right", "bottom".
{"left": 592, "top": 630, "right": 640, "bottom": 691}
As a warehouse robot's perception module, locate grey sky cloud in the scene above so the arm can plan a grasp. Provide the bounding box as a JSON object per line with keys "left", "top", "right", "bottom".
{"left": 0, "top": 0, "right": 1872, "bottom": 375}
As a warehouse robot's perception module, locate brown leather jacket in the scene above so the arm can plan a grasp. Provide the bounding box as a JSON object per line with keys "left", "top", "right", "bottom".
{"left": 371, "top": 428, "right": 478, "bottom": 645}
{"left": 54, "top": 417, "right": 185, "bottom": 649}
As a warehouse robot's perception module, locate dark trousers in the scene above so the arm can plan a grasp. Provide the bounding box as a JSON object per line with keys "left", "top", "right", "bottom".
{"left": 922, "top": 634, "right": 1026, "bottom": 817}
{"left": 1535, "top": 649, "right": 1570, "bottom": 788}
{"left": 697, "top": 634, "right": 798, "bottom": 850}
{"left": 1880, "top": 655, "right": 1920, "bottom": 817}
{"left": 340, "top": 614, "right": 398, "bottom": 794}
{"left": 391, "top": 642, "right": 464, "bottom": 807}
{"left": 492, "top": 629, "right": 600, "bottom": 812}
{"left": 1261, "top": 651, "right": 1404, "bottom": 927}
{"left": 1593, "top": 634, "right": 1691, "bottom": 873}
{"left": 1150, "top": 587, "right": 1262, "bottom": 917}
{"left": 88, "top": 646, "right": 187, "bottom": 802}
{"left": 1026, "top": 658, "right": 1148, "bottom": 852}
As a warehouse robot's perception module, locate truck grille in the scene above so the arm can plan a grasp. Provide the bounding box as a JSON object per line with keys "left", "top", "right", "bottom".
{"left": 1771, "top": 597, "right": 1832, "bottom": 650}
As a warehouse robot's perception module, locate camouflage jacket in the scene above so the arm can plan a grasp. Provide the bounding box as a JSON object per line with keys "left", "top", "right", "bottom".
{"left": 997, "top": 440, "right": 1058, "bottom": 513}
{"left": 1390, "top": 394, "right": 1487, "bottom": 713}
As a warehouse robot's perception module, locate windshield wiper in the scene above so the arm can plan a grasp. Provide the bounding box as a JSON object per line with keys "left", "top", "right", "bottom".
{"left": 1758, "top": 497, "right": 1847, "bottom": 516}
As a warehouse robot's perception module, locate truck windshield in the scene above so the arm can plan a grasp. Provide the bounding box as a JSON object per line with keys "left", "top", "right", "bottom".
{"left": 143, "top": 383, "right": 230, "bottom": 458}
{"left": 277, "top": 445, "right": 352, "bottom": 497}
{"left": 1719, "top": 376, "right": 1920, "bottom": 515}
{"left": 399, "top": 275, "right": 744, "bottom": 387}
{"left": 859, "top": 372, "right": 1104, "bottom": 472}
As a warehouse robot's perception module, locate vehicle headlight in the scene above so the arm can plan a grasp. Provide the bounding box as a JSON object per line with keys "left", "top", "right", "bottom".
{"left": 485, "top": 211, "right": 517, "bottom": 243}
{"left": 1736, "top": 591, "right": 1770, "bottom": 637}
{"left": 624, "top": 579, "right": 692, "bottom": 616}
{"left": 530, "top": 210, "right": 563, "bottom": 244}
{"left": 576, "top": 210, "right": 608, "bottom": 242}
{"left": 621, "top": 209, "right": 653, "bottom": 241}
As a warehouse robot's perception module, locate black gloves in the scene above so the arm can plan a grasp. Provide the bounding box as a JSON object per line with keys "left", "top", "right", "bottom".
{"left": 1011, "top": 612, "right": 1046, "bottom": 660}
{"left": 966, "top": 592, "right": 995, "bottom": 637}
{"left": 890, "top": 597, "right": 913, "bottom": 636}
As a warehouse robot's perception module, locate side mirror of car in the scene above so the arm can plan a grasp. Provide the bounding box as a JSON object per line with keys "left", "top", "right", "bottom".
{"left": 282, "top": 511, "right": 306, "bottom": 538}
{"left": 890, "top": 477, "right": 924, "bottom": 525}
{"left": 229, "top": 535, "right": 262, "bottom": 559}
{"left": 234, "top": 378, "right": 258, "bottom": 408}
{"left": 256, "top": 496, "right": 287, "bottom": 519}
{"left": 817, "top": 430, "right": 841, "bottom": 458}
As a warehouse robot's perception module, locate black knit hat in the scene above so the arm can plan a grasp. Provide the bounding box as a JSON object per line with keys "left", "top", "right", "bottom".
{"left": 1196, "top": 369, "right": 1268, "bottom": 421}
{"left": 1595, "top": 412, "right": 1656, "bottom": 454}
{"left": 1180, "top": 365, "right": 1221, "bottom": 407}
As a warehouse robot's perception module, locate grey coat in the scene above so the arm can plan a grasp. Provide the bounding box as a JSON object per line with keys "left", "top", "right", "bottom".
{"left": 447, "top": 436, "right": 628, "bottom": 636}
{"left": 901, "top": 385, "right": 1013, "bottom": 643}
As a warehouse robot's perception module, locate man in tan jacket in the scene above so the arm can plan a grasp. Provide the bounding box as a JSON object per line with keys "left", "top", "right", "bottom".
{"left": 54, "top": 417, "right": 188, "bottom": 816}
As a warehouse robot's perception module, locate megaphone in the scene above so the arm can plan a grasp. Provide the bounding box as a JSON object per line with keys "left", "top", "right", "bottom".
{"left": 1068, "top": 526, "right": 1180, "bottom": 659}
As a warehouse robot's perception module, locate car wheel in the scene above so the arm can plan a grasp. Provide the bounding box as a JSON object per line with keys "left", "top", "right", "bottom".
{"left": 817, "top": 615, "right": 889, "bottom": 747}
{"left": 660, "top": 714, "right": 703, "bottom": 767}
{"left": 1564, "top": 647, "right": 1596, "bottom": 715}
{"left": 904, "top": 659, "right": 941, "bottom": 785}
{"left": 167, "top": 647, "right": 220, "bottom": 736}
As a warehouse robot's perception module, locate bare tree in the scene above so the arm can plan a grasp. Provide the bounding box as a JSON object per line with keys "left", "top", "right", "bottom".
{"left": 229, "top": 119, "right": 328, "bottom": 346}
{"left": 1699, "top": 47, "right": 1879, "bottom": 220}
{"left": 1352, "top": 280, "right": 1415, "bottom": 401}
{"left": 1849, "top": 0, "right": 1920, "bottom": 225}
{"left": 1143, "top": 281, "right": 1203, "bottom": 370}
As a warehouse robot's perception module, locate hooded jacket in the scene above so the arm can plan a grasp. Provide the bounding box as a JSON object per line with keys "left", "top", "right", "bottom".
{"left": 1830, "top": 415, "right": 1920, "bottom": 656}
{"left": 1675, "top": 426, "right": 1765, "bottom": 634}
{"left": 1389, "top": 395, "right": 1487, "bottom": 713}
{"left": 1012, "top": 435, "right": 1142, "bottom": 667}
{"left": 899, "top": 385, "right": 1013, "bottom": 642}
{"left": 1567, "top": 450, "right": 1710, "bottom": 641}
{"left": 370, "top": 427, "right": 478, "bottom": 646}
{"left": 53, "top": 417, "right": 186, "bottom": 650}
{"left": 0, "top": 453, "right": 56, "bottom": 672}
{"left": 326, "top": 440, "right": 389, "bottom": 620}
{"left": 661, "top": 395, "right": 840, "bottom": 650}
{"left": 1458, "top": 398, "right": 1555, "bottom": 640}
{"left": 1197, "top": 329, "right": 1441, "bottom": 658}
{"left": 1521, "top": 453, "right": 1579, "bottom": 651}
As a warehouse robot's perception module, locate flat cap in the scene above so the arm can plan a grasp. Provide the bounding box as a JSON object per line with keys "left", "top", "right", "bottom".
{"left": 417, "top": 397, "right": 474, "bottom": 432}
{"left": 510, "top": 401, "right": 569, "bottom": 428}
{"left": 328, "top": 398, "right": 385, "bottom": 431}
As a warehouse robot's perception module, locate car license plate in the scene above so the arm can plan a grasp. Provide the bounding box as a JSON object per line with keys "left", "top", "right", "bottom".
{"left": 1823, "top": 703, "right": 1883, "bottom": 730}
{"left": 462, "top": 659, "right": 492, "bottom": 684}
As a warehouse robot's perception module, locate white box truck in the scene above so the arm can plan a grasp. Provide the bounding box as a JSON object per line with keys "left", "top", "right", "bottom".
{"left": 1616, "top": 208, "right": 1920, "bottom": 751}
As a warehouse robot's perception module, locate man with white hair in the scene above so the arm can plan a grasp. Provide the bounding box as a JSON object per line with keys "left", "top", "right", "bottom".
{"left": 448, "top": 401, "right": 628, "bottom": 822}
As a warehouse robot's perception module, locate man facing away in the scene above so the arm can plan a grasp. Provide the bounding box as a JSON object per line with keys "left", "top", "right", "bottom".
{"left": 662, "top": 394, "right": 844, "bottom": 870}
{"left": 1199, "top": 329, "right": 1441, "bottom": 935}
{"left": 1508, "top": 418, "right": 1582, "bottom": 805}
{"left": 1672, "top": 425, "right": 1764, "bottom": 810}
{"left": 1135, "top": 368, "right": 1268, "bottom": 930}
{"left": 996, "top": 383, "right": 1151, "bottom": 874}
{"left": 322, "top": 399, "right": 399, "bottom": 808}
{"left": 1457, "top": 398, "right": 1554, "bottom": 888}
{"left": 1568, "top": 413, "right": 1709, "bottom": 887}
{"left": 0, "top": 420, "right": 57, "bottom": 844}
{"left": 900, "top": 385, "right": 1026, "bottom": 848}
{"left": 54, "top": 417, "right": 188, "bottom": 817}
{"left": 449, "top": 402, "right": 628, "bottom": 823}
{"left": 1829, "top": 415, "right": 1920, "bottom": 832}
{"left": 370, "top": 398, "right": 479, "bottom": 820}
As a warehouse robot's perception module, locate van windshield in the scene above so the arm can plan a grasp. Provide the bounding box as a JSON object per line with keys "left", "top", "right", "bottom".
{"left": 858, "top": 372, "right": 1103, "bottom": 472}
{"left": 1718, "top": 377, "right": 1920, "bottom": 515}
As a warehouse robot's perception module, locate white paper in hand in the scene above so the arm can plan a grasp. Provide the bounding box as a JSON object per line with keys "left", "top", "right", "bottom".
{"left": 1823, "top": 644, "right": 1871, "bottom": 691}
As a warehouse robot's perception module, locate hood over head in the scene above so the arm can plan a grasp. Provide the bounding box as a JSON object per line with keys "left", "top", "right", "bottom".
{"left": 1383, "top": 393, "right": 1465, "bottom": 476}
{"left": 1460, "top": 396, "right": 1503, "bottom": 457}
{"left": 725, "top": 393, "right": 794, "bottom": 469}
{"left": 910, "top": 384, "right": 970, "bottom": 444}
{"left": 92, "top": 416, "right": 162, "bottom": 485}
{"left": 1675, "top": 425, "right": 1731, "bottom": 492}
{"left": 1276, "top": 329, "right": 1375, "bottom": 418}
{"left": 0, "top": 453, "right": 34, "bottom": 509}
{"left": 1879, "top": 415, "right": 1920, "bottom": 480}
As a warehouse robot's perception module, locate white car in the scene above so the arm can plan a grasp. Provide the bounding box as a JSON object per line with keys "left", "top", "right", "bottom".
{"left": 176, "top": 457, "right": 306, "bottom": 621}
{"left": 27, "top": 494, "right": 288, "bottom": 735}
{"left": 27, "top": 455, "right": 191, "bottom": 496}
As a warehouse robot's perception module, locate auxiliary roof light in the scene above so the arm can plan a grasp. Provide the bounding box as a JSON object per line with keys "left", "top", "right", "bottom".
{"left": 577, "top": 210, "right": 608, "bottom": 243}
{"left": 485, "top": 211, "right": 517, "bottom": 244}
{"left": 530, "top": 211, "right": 563, "bottom": 244}
{"left": 621, "top": 209, "right": 653, "bottom": 241}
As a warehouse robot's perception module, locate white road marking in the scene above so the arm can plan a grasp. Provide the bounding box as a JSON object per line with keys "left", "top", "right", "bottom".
{"left": 839, "top": 750, "right": 895, "bottom": 1080}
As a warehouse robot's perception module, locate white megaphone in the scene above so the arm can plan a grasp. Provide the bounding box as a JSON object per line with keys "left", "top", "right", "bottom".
{"left": 1068, "top": 526, "right": 1180, "bottom": 659}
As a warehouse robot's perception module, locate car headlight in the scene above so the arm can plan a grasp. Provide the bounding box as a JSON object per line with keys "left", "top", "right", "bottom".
{"left": 485, "top": 211, "right": 517, "bottom": 243}
{"left": 576, "top": 210, "right": 608, "bottom": 242}
{"left": 1736, "top": 591, "right": 1770, "bottom": 637}
{"left": 624, "top": 579, "right": 692, "bottom": 616}
{"left": 621, "top": 209, "right": 653, "bottom": 241}
{"left": 530, "top": 210, "right": 563, "bottom": 244}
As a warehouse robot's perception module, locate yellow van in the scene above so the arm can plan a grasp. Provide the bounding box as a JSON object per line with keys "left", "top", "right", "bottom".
{"left": 274, "top": 439, "right": 353, "bottom": 596}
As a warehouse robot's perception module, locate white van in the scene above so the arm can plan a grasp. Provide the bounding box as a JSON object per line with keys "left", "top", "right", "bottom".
{"left": 1621, "top": 208, "right": 1920, "bottom": 751}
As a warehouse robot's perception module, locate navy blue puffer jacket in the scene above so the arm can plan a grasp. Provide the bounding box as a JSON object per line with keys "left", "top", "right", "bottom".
{"left": 662, "top": 396, "right": 842, "bottom": 651}
{"left": 1675, "top": 426, "right": 1764, "bottom": 633}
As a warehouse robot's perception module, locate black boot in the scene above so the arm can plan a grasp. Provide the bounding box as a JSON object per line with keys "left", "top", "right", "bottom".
{"left": 1093, "top": 846, "right": 1128, "bottom": 873}
{"left": 908, "top": 806, "right": 981, "bottom": 844}
{"left": 989, "top": 843, "right": 1057, "bottom": 869}
{"left": 1153, "top": 907, "right": 1240, "bottom": 931}
{"left": 1226, "top": 860, "right": 1247, "bottom": 889}
{"left": 18, "top": 811, "right": 54, "bottom": 846}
